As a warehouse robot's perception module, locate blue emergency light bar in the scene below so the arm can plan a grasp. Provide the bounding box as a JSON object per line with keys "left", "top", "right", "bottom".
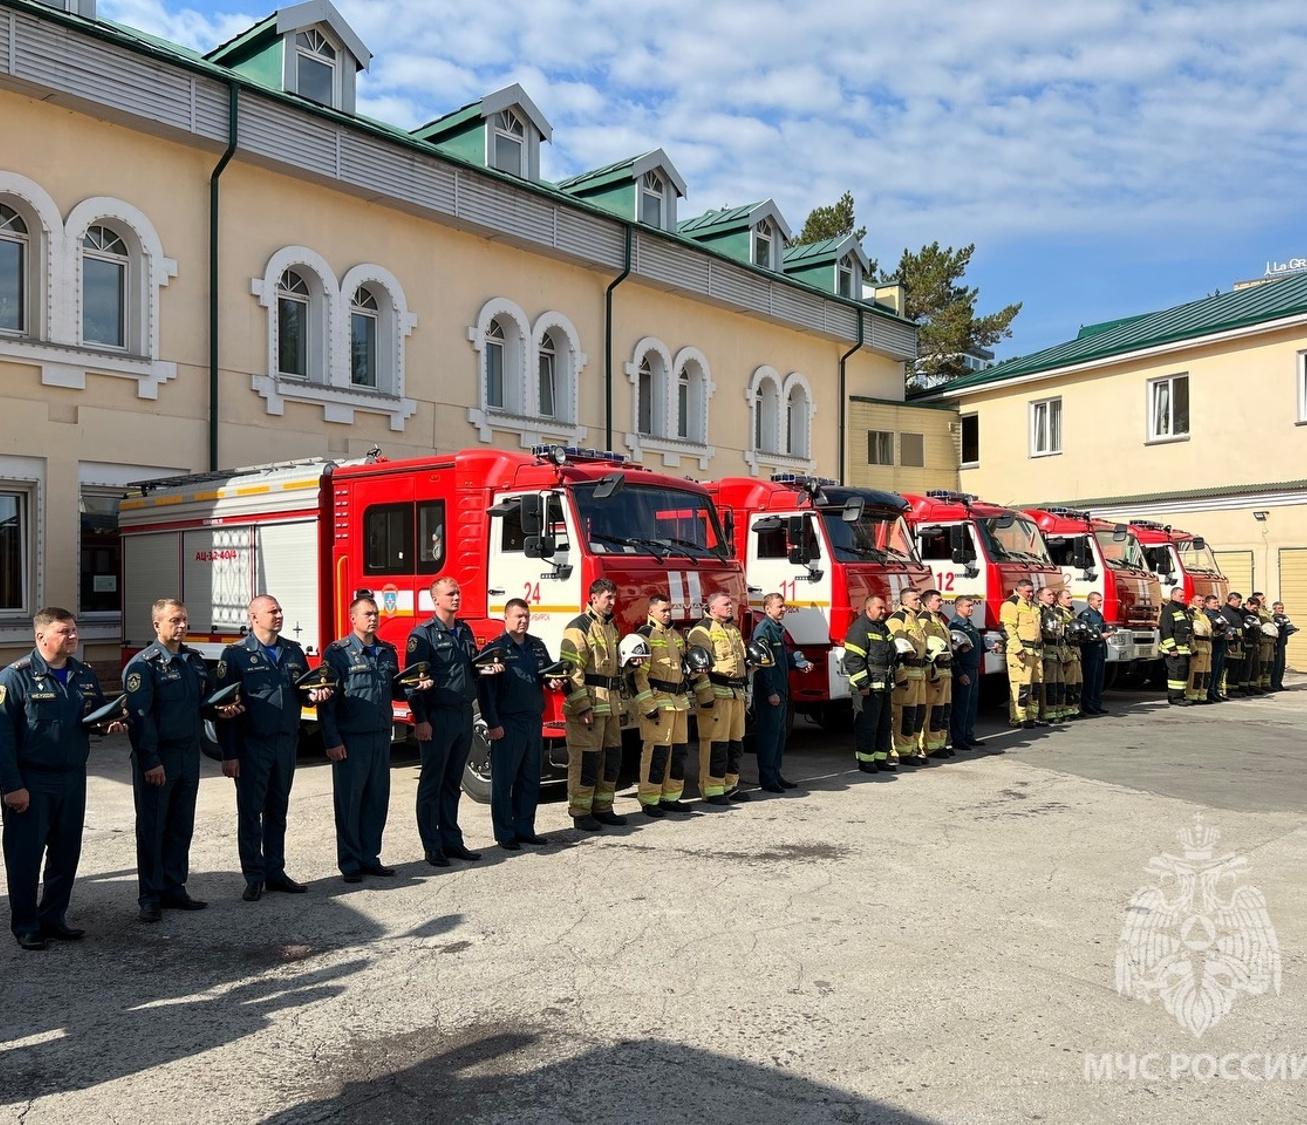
{"left": 770, "top": 473, "right": 838, "bottom": 487}
{"left": 1043, "top": 505, "right": 1092, "bottom": 522}
{"left": 925, "top": 489, "right": 978, "bottom": 504}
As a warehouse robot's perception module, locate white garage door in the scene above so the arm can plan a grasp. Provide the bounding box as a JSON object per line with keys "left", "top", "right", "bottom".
{"left": 1279, "top": 548, "right": 1307, "bottom": 673}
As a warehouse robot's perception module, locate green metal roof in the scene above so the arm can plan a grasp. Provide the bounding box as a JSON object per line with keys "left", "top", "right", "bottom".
{"left": 1023, "top": 478, "right": 1307, "bottom": 509}
{"left": 677, "top": 203, "right": 763, "bottom": 237}
{"left": 1075, "top": 312, "right": 1149, "bottom": 339}
{"left": 934, "top": 273, "right": 1307, "bottom": 396}
{"left": 556, "top": 154, "right": 642, "bottom": 192}
{"left": 782, "top": 234, "right": 869, "bottom": 273}
{"left": 411, "top": 99, "right": 481, "bottom": 141}
{"left": 203, "top": 14, "right": 275, "bottom": 64}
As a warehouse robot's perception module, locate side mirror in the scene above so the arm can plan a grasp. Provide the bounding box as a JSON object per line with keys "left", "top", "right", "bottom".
{"left": 1113, "top": 524, "right": 1128, "bottom": 542}
{"left": 722, "top": 509, "right": 735, "bottom": 554}
{"left": 841, "top": 497, "right": 865, "bottom": 523}
{"left": 948, "top": 525, "right": 976, "bottom": 563}
{"left": 1071, "top": 538, "right": 1091, "bottom": 569}
{"left": 518, "top": 494, "right": 544, "bottom": 538}
{"left": 593, "top": 473, "right": 625, "bottom": 501}
{"left": 786, "top": 516, "right": 813, "bottom": 566}
{"left": 524, "top": 533, "right": 557, "bottom": 560}
{"left": 994, "top": 511, "right": 1016, "bottom": 530}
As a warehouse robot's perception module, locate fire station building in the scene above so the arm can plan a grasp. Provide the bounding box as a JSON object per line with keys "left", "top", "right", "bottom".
{"left": 0, "top": 0, "right": 926, "bottom": 675}
{"left": 923, "top": 276, "right": 1307, "bottom": 670}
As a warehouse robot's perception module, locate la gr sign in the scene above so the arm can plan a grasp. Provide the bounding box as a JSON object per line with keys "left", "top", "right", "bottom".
{"left": 1265, "top": 257, "right": 1307, "bottom": 277}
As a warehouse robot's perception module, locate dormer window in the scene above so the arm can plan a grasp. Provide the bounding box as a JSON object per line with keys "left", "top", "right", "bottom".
{"left": 641, "top": 171, "right": 665, "bottom": 228}
{"left": 295, "top": 29, "right": 338, "bottom": 107}
{"left": 838, "top": 255, "right": 856, "bottom": 298}
{"left": 491, "top": 110, "right": 527, "bottom": 177}
{"left": 753, "top": 221, "right": 775, "bottom": 269}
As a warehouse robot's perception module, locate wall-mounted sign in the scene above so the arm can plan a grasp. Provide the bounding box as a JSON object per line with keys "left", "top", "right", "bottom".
{"left": 1264, "top": 258, "right": 1307, "bottom": 277}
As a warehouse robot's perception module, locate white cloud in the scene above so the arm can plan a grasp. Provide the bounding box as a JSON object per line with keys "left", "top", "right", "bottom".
{"left": 103, "top": 0, "right": 1307, "bottom": 263}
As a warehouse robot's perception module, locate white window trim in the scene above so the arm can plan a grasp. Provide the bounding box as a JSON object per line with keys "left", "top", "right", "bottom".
{"left": 782, "top": 371, "right": 815, "bottom": 460}
{"left": 1028, "top": 395, "right": 1062, "bottom": 457}
{"left": 753, "top": 222, "right": 775, "bottom": 270}
{"left": 293, "top": 28, "right": 341, "bottom": 109}
{"left": 624, "top": 340, "right": 715, "bottom": 469}
{"left": 252, "top": 249, "right": 417, "bottom": 431}
{"left": 960, "top": 412, "right": 979, "bottom": 468}
{"left": 467, "top": 301, "right": 587, "bottom": 446}
{"left": 1146, "top": 373, "right": 1190, "bottom": 444}
{"left": 0, "top": 180, "right": 177, "bottom": 398}
{"left": 0, "top": 455, "right": 44, "bottom": 642}
{"left": 743, "top": 365, "right": 815, "bottom": 475}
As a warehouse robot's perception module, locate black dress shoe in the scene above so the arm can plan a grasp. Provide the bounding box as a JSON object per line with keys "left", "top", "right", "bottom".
{"left": 592, "top": 810, "right": 627, "bottom": 826}
{"left": 446, "top": 845, "right": 482, "bottom": 861}
{"left": 573, "top": 815, "right": 603, "bottom": 831}
{"left": 364, "top": 863, "right": 397, "bottom": 876}
{"left": 659, "top": 800, "right": 695, "bottom": 814}
{"left": 242, "top": 882, "right": 263, "bottom": 902}
{"left": 876, "top": 760, "right": 897, "bottom": 772}
{"left": 41, "top": 922, "right": 85, "bottom": 941}
{"left": 139, "top": 905, "right": 163, "bottom": 923}
{"left": 518, "top": 833, "right": 550, "bottom": 845}
{"left": 641, "top": 803, "right": 667, "bottom": 818}
{"left": 16, "top": 933, "right": 47, "bottom": 950}
{"left": 499, "top": 840, "right": 522, "bottom": 851}
{"left": 342, "top": 872, "right": 363, "bottom": 884}
{"left": 266, "top": 876, "right": 308, "bottom": 894}
{"left": 779, "top": 778, "right": 799, "bottom": 789}
{"left": 761, "top": 781, "right": 787, "bottom": 791}
{"left": 425, "top": 850, "right": 450, "bottom": 867}
{"left": 161, "top": 894, "right": 207, "bottom": 911}
{"left": 727, "top": 789, "right": 751, "bottom": 802}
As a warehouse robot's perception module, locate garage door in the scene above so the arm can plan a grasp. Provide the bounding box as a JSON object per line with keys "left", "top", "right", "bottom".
{"left": 1213, "top": 550, "right": 1253, "bottom": 597}
{"left": 1279, "top": 548, "right": 1307, "bottom": 673}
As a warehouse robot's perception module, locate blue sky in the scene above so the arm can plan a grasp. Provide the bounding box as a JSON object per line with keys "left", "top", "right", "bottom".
{"left": 104, "top": 0, "right": 1307, "bottom": 357}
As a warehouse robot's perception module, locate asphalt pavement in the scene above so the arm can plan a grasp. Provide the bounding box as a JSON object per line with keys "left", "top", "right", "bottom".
{"left": 2, "top": 678, "right": 1305, "bottom": 1124}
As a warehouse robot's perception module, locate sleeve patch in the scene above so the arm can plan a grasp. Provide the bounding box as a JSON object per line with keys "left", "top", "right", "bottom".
{"left": 407, "top": 636, "right": 418, "bottom": 653}
{"left": 126, "top": 672, "right": 142, "bottom": 693}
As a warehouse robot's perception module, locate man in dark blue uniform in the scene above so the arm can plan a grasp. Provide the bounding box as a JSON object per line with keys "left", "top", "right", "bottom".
{"left": 477, "top": 598, "right": 555, "bottom": 850}
{"left": 406, "top": 577, "right": 498, "bottom": 867}
{"left": 319, "top": 595, "right": 412, "bottom": 884}
{"left": 0, "top": 607, "right": 122, "bottom": 949}
{"left": 948, "top": 595, "right": 983, "bottom": 749}
{"left": 752, "top": 593, "right": 807, "bottom": 793}
{"left": 1077, "top": 591, "right": 1111, "bottom": 715}
{"left": 217, "top": 595, "right": 332, "bottom": 901}
{"left": 1203, "top": 595, "right": 1228, "bottom": 702}
{"left": 125, "top": 598, "right": 223, "bottom": 923}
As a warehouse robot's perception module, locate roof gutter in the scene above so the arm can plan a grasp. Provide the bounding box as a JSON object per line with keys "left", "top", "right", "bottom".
{"left": 604, "top": 225, "right": 632, "bottom": 451}
{"left": 836, "top": 311, "right": 863, "bottom": 484}
{"left": 208, "top": 80, "right": 239, "bottom": 471}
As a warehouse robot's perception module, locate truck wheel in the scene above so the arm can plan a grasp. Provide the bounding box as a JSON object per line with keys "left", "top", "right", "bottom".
{"left": 461, "top": 715, "right": 494, "bottom": 804}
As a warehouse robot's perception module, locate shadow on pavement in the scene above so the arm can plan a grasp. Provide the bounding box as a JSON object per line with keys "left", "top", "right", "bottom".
{"left": 262, "top": 1027, "right": 940, "bottom": 1125}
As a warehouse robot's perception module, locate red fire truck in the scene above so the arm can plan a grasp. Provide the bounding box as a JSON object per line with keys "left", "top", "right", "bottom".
{"left": 901, "top": 491, "right": 1065, "bottom": 677}
{"left": 703, "top": 475, "right": 933, "bottom": 729}
{"left": 1128, "top": 520, "right": 1230, "bottom": 604}
{"left": 117, "top": 446, "right": 747, "bottom": 801}
{"left": 1025, "top": 507, "right": 1161, "bottom": 682}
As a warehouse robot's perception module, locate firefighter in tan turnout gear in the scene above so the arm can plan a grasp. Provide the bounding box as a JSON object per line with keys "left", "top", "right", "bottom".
{"left": 886, "top": 589, "right": 928, "bottom": 765}
{"left": 630, "top": 594, "right": 698, "bottom": 818}
{"left": 1000, "top": 579, "right": 1046, "bottom": 729}
{"left": 688, "top": 592, "right": 749, "bottom": 805}
{"left": 560, "top": 578, "right": 627, "bottom": 831}
{"left": 1037, "top": 586, "right": 1064, "bottom": 723}
{"left": 1187, "top": 594, "right": 1213, "bottom": 703}
{"left": 918, "top": 591, "right": 954, "bottom": 758}
{"left": 1056, "top": 588, "right": 1082, "bottom": 720}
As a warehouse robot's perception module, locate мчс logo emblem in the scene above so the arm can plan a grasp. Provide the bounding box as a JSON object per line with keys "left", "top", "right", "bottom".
{"left": 1115, "top": 815, "right": 1281, "bottom": 1039}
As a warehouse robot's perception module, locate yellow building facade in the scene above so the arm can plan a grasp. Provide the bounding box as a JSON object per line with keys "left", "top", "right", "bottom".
{"left": 0, "top": 1, "right": 918, "bottom": 675}
{"left": 930, "top": 286, "right": 1307, "bottom": 670}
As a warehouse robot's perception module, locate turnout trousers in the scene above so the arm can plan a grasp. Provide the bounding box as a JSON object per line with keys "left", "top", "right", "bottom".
{"left": 234, "top": 733, "right": 297, "bottom": 883}
{"left": 332, "top": 730, "right": 391, "bottom": 876}
{"left": 697, "top": 695, "right": 746, "bottom": 798}
{"left": 1186, "top": 647, "right": 1212, "bottom": 702}
{"left": 132, "top": 748, "right": 200, "bottom": 908}
{"left": 853, "top": 688, "right": 894, "bottom": 765}
{"left": 921, "top": 670, "right": 951, "bottom": 753}
{"left": 2, "top": 770, "right": 86, "bottom": 938}
{"left": 1164, "top": 651, "right": 1191, "bottom": 703}
{"left": 1006, "top": 648, "right": 1043, "bottom": 724}
{"left": 565, "top": 712, "right": 622, "bottom": 817}
{"left": 417, "top": 704, "right": 472, "bottom": 855}
{"left": 1040, "top": 652, "right": 1064, "bottom": 721}
{"left": 638, "top": 706, "right": 690, "bottom": 804}
{"left": 490, "top": 714, "right": 542, "bottom": 845}
{"left": 892, "top": 668, "right": 927, "bottom": 760}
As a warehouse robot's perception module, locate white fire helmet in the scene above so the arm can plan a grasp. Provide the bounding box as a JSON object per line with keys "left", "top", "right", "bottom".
{"left": 949, "top": 629, "right": 973, "bottom": 653}
{"left": 924, "top": 635, "right": 950, "bottom": 661}
{"left": 1260, "top": 621, "right": 1280, "bottom": 639}
{"left": 619, "top": 634, "right": 651, "bottom": 666}
{"left": 893, "top": 635, "right": 916, "bottom": 657}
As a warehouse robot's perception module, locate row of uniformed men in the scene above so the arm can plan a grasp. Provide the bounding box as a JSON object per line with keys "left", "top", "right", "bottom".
{"left": 0, "top": 579, "right": 798, "bottom": 949}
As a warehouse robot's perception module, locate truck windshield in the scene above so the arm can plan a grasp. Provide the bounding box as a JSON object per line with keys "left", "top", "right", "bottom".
{"left": 1095, "top": 530, "right": 1147, "bottom": 569}
{"left": 1177, "top": 538, "right": 1222, "bottom": 574}
{"left": 572, "top": 484, "right": 730, "bottom": 560}
{"left": 822, "top": 510, "right": 919, "bottom": 564}
{"left": 979, "top": 514, "right": 1052, "bottom": 563}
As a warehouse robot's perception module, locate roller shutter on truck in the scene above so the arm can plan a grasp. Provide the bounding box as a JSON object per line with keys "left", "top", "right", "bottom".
{"left": 122, "top": 533, "right": 181, "bottom": 648}
{"left": 255, "top": 521, "right": 321, "bottom": 655}
{"left": 1279, "top": 548, "right": 1307, "bottom": 672}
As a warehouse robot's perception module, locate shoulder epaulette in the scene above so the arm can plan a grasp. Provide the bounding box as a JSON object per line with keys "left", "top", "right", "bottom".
{"left": 8, "top": 657, "right": 31, "bottom": 671}
{"left": 328, "top": 639, "right": 349, "bottom": 651}
{"left": 636, "top": 623, "right": 653, "bottom": 638}
{"left": 890, "top": 608, "right": 907, "bottom": 621}
{"left": 565, "top": 614, "right": 591, "bottom": 633}
{"left": 1006, "top": 594, "right": 1019, "bottom": 604}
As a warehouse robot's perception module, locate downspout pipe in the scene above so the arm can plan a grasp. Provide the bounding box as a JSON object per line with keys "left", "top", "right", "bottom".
{"left": 836, "top": 311, "right": 864, "bottom": 485}
{"left": 208, "top": 81, "right": 239, "bottom": 471}
{"left": 604, "top": 225, "right": 633, "bottom": 451}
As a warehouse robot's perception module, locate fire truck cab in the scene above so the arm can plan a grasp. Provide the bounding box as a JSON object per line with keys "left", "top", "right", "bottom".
{"left": 1025, "top": 507, "right": 1161, "bottom": 668}
{"left": 1128, "top": 520, "right": 1230, "bottom": 604}
{"left": 703, "top": 475, "right": 932, "bottom": 728}
{"left": 902, "top": 490, "right": 1065, "bottom": 676}
{"left": 118, "top": 446, "right": 747, "bottom": 801}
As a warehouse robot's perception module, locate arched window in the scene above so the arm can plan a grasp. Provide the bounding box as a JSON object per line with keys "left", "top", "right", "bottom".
{"left": 641, "top": 171, "right": 665, "bottom": 228}
{"left": 277, "top": 268, "right": 311, "bottom": 378}
{"left": 538, "top": 330, "right": 557, "bottom": 418}
{"left": 637, "top": 356, "right": 655, "bottom": 435}
{"left": 350, "top": 284, "right": 379, "bottom": 388}
{"left": 786, "top": 384, "right": 809, "bottom": 457}
{"left": 295, "top": 29, "right": 338, "bottom": 107}
{"left": 753, "top": 220, "right": 775, "bottom": 269}
{"left": 0, "top": 204, "right": 27, "bottom": 335}
{"left": 81, "top": 225, "right": 129, "bottom": 349}
{"left": 837, "top": 254, "right": 856, "bottom": 298}
{"left": 486, "top": 318, "right": 507, "bottom": 408}
{"left": 492, "top": 109, "right": 526, "bottom": 177}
